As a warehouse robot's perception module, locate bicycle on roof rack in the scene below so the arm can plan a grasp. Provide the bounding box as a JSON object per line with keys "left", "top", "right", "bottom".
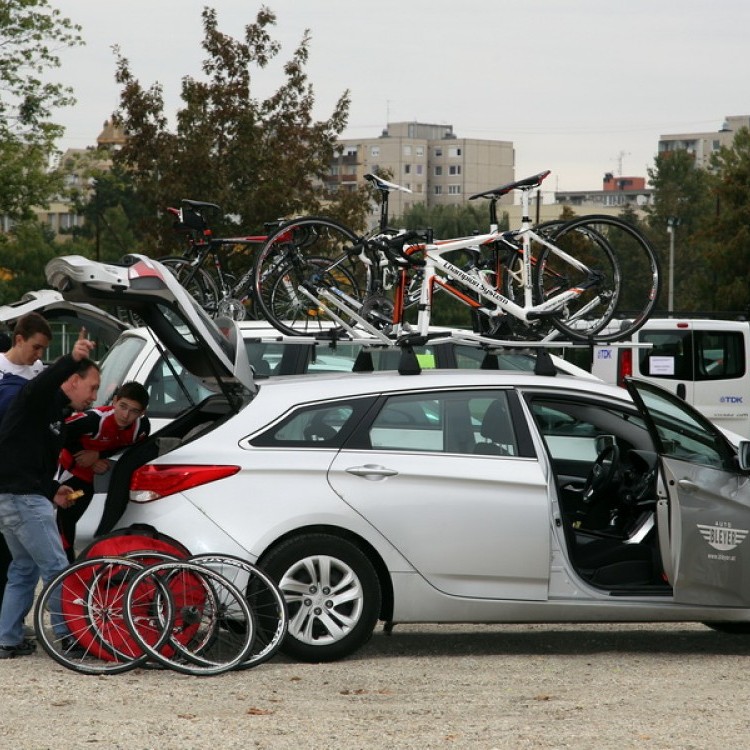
{"left": 254, "top": 171, "right": 661, "bottom": 344}
{"left": 154, "top": 199, "right": 280, "bottom": 321}
{"left": 251, "top": 173, "right": 426, "bottom": 336}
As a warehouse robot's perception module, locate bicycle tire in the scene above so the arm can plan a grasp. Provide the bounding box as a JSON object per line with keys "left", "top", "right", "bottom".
{"left": 123, "top": 560, "right": 256, "bottom": 676}
{"left": 252, "top": 217, "right": 365, "bottom": 331}
{"left": 190, "top": 554, "right": 288, "bottom": 669}
{"left": 34, "top": 557, "right": 156, "bottom": 675}
{"left": 159, "top": 256, "right": 221, "bottom": 316}
{"left": 533, "top": 217, "right": 621, "bottom": 341}
{"left": 258, "top": 253, "right": 363, "bottom": 337}
{"left": 540, "top": 215, "right": 660, "bottom": 342}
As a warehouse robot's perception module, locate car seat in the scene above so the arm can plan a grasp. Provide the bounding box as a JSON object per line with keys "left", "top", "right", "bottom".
{"left": 473, "top": 399, "right": 512, "bottom": 456}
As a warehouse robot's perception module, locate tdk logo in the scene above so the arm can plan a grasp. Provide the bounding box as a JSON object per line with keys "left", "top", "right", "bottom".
{"left": 720, "top": 396, "right": 743, "bottom": 404}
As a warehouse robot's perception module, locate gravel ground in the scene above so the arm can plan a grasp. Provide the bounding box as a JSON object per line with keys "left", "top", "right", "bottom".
{"left": 1, "top": 621, "right": 749, "bottom": 750}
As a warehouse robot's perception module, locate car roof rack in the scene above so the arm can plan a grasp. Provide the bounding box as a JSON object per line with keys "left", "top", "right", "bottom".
{"left": 345, "top": 330, "right": 591, "bottom": 376}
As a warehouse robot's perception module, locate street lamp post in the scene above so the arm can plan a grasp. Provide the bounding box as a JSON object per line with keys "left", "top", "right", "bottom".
{"left": 666, "top": 217, "right": 680, "bottom": 315}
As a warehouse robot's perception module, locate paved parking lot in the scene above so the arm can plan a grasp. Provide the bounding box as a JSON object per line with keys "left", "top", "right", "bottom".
{"left": 2, "top": 622, "right": 748, "bottom": 749}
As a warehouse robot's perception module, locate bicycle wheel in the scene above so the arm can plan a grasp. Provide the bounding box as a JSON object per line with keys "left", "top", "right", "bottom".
{"left": 159, "top": 256, "right": 220, "bottom": 316}
{"left": 124, "top": 560, "right": 256, "bottom": 676}
{"left": 34, "top": 557, "right": 155, "bottom": 675}
{"left": 539, "top": 215, "right": 660, "bottom": 342}
{"left": 191, "top": 554, "right": 288, "bottom": 669}
{"left": 258, "top": 254, "right": 363, "bottom": 337}
{"left": 252, "top": 217, "right": 365, "bottom": 331}
{"left": 533, "top": 218, "right": 621, "bottom": 340}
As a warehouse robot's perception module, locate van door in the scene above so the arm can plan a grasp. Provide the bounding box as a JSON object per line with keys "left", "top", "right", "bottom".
{"left": 626, "top": 378, "right": 750, "bottom": 607}
{"left": 690, "top": 326, "right": 749, "bottom": 436}
{"left": 635, "top": 323, "right": 695, "bottom": 404}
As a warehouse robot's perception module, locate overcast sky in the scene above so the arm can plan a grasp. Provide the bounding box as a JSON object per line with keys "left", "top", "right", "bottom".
{"left": 52, "top": 0, "right": 748, "bottom": 196}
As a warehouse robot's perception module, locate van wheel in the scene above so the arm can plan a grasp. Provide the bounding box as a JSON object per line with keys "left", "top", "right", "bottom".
{"left": 261, "top": 533, "right": 381, "bottom": 662}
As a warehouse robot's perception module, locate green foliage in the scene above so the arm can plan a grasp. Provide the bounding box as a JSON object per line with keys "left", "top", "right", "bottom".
{"left": 393, "top": 201, "right": 504, "bottom": 238}
{"left": 0, "top": 221, "right": 61, "bottom": 303}
{"left": 112, "top": 6, "right": 368, "bottom": 249}
{"left": 0, "top": 0, "right": 82, "bottom": 218}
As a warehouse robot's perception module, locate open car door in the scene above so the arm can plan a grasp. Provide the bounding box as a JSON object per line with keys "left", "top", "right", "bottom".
{"left": 45, "top": 254, "right": 256, "bottom": 404}
{"left": 626, "top": 378, "right": 750, "bottom": 606}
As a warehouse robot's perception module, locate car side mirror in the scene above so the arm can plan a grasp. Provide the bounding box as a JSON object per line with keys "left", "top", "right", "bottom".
{"left": 737, "top": 440, "right": 750, "bottom": 472}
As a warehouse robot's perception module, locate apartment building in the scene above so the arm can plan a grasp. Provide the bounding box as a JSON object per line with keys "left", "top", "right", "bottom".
{"left": 554, "top": 172, "right": 653, "bottom": 216}
{"left": 328, "top": 121, "right": 515, "bottom": 222}
{"left": 657, "top": 115, "right": 750, "bottom": 168}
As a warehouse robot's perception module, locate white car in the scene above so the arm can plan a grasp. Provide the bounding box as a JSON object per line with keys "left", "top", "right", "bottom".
{"left": 46, "top": 254, "right": 750, "bottom": 664}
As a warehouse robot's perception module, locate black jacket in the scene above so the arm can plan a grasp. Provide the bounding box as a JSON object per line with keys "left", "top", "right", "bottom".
{"left": 0, "top": 354, "right": 82, "bottom": 499}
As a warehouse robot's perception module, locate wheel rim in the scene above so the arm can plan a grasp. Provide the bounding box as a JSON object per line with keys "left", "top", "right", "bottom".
{"left": 279, "top": 554, "right": 364, "bottom": 646}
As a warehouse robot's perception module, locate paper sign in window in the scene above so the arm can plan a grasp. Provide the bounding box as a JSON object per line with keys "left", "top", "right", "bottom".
{"left": 649, "top": 356, "right": 675, "bottom": 375}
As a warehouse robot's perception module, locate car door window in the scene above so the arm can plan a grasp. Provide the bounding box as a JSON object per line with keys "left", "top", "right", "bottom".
{"left": 367, "top": 390, "right": 519, "bottom": 455}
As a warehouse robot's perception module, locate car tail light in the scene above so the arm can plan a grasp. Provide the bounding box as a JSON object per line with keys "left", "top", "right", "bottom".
{"left": 617, "top": 348, "right": 633, "bottom": 387}
{"left": 130, "top": 464, "right": 240, "bottom": 503}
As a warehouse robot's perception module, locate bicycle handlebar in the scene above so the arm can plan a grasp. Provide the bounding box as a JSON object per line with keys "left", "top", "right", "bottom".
{"left": 368, "top": 229, "right": 431, "bottom": 267}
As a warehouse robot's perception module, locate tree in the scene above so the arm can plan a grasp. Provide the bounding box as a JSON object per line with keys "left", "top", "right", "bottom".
{"left": 0, "top": 0, "right": 82, "bottom": 218}
{"left": 0, "top": 221, "right": 61, "bottom": 302}
{"left": 112, "top": 6, "right": 367, "bottom": 258}
{"left": 702, "top": 127, "right": 750, "bottom": 312}
{"left": 645, "top": 150, "right": 715, "bottom": 312}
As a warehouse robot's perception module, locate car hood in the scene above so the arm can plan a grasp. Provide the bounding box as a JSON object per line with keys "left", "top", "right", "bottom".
{"left": 45, "top": 254, "right": 257, "bottom": 400}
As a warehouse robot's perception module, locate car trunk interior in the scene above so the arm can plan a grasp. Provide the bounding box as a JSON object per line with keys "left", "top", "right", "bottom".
{"left": 93, "top": 395, "right": 236, "bottom": 535}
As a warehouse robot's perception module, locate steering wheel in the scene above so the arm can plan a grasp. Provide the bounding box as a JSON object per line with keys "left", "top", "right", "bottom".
{"left": 582, "top": 444, "right": 620, "bottom": 505}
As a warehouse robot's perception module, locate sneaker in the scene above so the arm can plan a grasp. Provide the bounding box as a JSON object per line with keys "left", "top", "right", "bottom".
{"left": 23, "top": 624, "right": 36, "bottom": 640}
{"left": 59, "top": 636, "right": 87, "bottom": 658}
{"left": 0, "top": 639, "right": 37, "bottom": 659}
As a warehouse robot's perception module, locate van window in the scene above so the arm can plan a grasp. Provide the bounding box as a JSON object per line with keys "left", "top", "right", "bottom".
{"left": 639, "top": 330, "right": 745, "bottom": 382}
{"left": 694, "top": 331, "right": 745, "bottom": 380}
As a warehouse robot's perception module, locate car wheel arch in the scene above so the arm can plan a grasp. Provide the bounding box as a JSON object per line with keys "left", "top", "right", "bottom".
{"left": 257, "top": 524, "right": 394, "bottom": 623}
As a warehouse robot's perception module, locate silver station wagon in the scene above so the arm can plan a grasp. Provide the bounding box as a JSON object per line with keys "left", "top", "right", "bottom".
{"left": 45, "top": 253, "right": 750, "bottom": 662}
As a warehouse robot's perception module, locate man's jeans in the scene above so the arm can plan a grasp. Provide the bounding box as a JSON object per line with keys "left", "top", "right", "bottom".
{"left": 0, "top": 493, "right": 69, "bottom": 646}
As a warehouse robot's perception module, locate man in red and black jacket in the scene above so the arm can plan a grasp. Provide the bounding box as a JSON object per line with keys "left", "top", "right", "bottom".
{"left": 57, "top": 381, "right": 150, "bottom": 562}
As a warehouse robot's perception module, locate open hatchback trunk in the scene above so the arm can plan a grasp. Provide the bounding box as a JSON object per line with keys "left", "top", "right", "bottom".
{"left": 45, "top": 254, "right": 257, "bottom": 534}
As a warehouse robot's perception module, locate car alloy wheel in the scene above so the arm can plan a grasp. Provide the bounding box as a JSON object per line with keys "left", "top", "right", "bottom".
{"left": 261, "top": 533, "right": 381, "bottom": 662}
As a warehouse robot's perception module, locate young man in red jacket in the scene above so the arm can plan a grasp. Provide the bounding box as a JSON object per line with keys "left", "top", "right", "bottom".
{"left": 56, "top": 381, "right": 150, "bottom": 562}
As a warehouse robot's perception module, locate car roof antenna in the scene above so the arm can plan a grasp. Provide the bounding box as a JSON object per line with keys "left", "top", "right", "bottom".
{"left": 534, "top": 349, "right": 557, "bottom": 376}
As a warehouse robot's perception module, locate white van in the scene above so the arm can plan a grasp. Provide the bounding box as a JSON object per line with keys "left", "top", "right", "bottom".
{"left": 592, "top": 318, "right": 750, "bottom": 437}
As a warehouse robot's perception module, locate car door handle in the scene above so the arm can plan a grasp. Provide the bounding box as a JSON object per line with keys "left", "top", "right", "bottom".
{"left": 677, "top": 479, "right": 699, "bottom": 493}
{"left": 345, "top": 464, "right": 399, "bottom": 480}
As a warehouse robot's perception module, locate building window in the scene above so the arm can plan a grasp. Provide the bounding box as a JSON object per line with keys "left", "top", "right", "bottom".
{"left": 371, "top": 146, "right": 380, "bottom": 157}
{"left": 448, "top": 185, "right": 461, "bottom": 195}
{"left": 416, "top": 164, "right": 423, "bottom": 175}
{"left": 448, "top": 147, "right": 462, "bottom": 157}
{"left": 416, "top": 146, "right": 425, "bottom": 157}
{"left": 434, "top": 147, "right": 443, "bottom": 157}
{"left": 434, "top": 185, "right": 443, "bottom": 195}
{"left": 403, "top": 145, "right": 412, "bottom": 156}
{"left": 404, "top": 164, "right": 411, "bottom": 174}
{"left": 449, "top": 165, "right": 461, "bottom": 175}
{"left": 416, "top": 184, "right": 423, "bottom": 194}
{"left": 434, "top": 166, "right": 443, "bottom": 176}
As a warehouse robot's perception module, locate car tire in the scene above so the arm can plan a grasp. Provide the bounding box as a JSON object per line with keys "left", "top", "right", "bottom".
{"left": 260, "top": 533, "right": 381, "bottom": 662}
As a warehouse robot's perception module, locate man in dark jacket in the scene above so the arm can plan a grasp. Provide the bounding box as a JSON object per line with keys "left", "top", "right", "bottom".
{"left": 0, "top": 312, "right": 53, "bottom": 611}
{"left": 0, "top": 332, "right": 98, "bottom": 658}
